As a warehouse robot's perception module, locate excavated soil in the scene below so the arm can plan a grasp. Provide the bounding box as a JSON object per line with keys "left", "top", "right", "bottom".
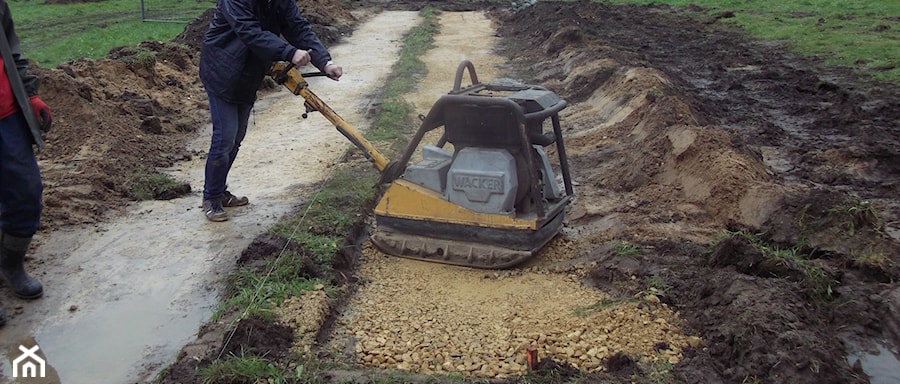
{"left": 492, "top": 3, "right": 900, "bottom": 383}
{"left": 9, "top": 0, "right": 899, "bottom": 383}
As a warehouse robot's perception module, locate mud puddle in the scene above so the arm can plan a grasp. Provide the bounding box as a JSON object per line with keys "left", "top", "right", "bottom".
{"left": 847, "top": 341, "right": 900, "bottom": 384}
{"left": 0, "top": 10, "right": 421, "bottom": 384}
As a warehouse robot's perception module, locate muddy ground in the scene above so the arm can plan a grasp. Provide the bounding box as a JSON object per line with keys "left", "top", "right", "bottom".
{"left": 5, "top": 0, "right": 898, "bottom": 383}
{"left": 495, "top": 3, "right": 899, "bottom": 382}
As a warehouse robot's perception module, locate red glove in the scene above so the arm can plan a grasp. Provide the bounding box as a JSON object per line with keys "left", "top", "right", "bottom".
{"left": 29, "top": 95, "right": 52, "bottom": 133}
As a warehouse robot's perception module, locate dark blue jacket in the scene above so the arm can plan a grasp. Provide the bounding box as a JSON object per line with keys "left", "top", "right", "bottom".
{"left": 199, "top": 0, "right": 331, "bottom": 103}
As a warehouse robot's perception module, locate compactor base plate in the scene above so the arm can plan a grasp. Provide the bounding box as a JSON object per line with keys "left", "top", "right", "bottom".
{"left": 370, "top": 228, "right": 535, "bottom": 269}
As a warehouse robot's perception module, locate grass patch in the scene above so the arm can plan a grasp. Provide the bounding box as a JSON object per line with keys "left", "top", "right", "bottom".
{"left": 214, "top": 264, "right": 329, "bottom": 322}
{"left": 368, "top": 8, "right": 441, "bottom": 140}
{"left": 636, "top": 361, "right": 676, "bottom": 384}
{"left": 642, "top": 275, "right": 671, "bottom": 301}
{"left": 9, "top": 0, "right": 212, "bottom": 68}
{"left": 614, "top": 241, "right": 640, "bottom": 257}
{"left": 853, "top": 250, "right": 892, "bottom": 271}
{"left": 796, "top": 196, "right": 893, "bottom": 277}
{"left": 125, "top": 172, "right": 188, "bottom": 201}
{"left": 210, "top": 167, "right": 375, "bottom": 322}
{"left": 270, "top": 169, "right": 377, "bottom": 262}
{"left": 605, "top": 0, "right": 900, "bottom": 83}
{"left": 111, "top": 45, "right": 159, "bottom": 68}
{"left": 574, "top": 297, "right": 627, "bottom": 316}
{"left": 199, "top": 354, "right": 290, "bottom": 384}
{"left": 717, "top": 230, "right": 836, "bottom": 301}
{"left": 824, "top": 199, "right": 882, "bottom": 237}
{"left": 797, "top": 196, "right": 885, "bottom": 242}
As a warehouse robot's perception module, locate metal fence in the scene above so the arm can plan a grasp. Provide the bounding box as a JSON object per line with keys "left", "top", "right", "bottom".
{"left": 139, "top": 0, "right": 215, "bottom": 23}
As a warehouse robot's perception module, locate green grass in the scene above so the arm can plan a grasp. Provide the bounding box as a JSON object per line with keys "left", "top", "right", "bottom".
{"left": 368, "top": 8, "right": 441, "bottom": 141}
{"left": 824, "top": 199, "right": 881, "bottom": 237}
{"left": 643, "top": 275, "right": 670, "bottom": 298}
{"left": 605, "top": 0, "right": 900, "bottom": 83}
{"left": 215, "top": 266, "right": 329, "bottom": 322}
{"left": 717, "top": 230, "right": 836, "bottom": 301}
{"left": 199, "top": 354, "right": 291, "bottom": 384}
{"left": 636, "top": 361, "right": 677, "bottom": 384}
{"left": 9, "top": 0, "right": 213, "bottom": 68}
{"left": 614, "top": 240, "right": 640, "bottom": 257}
{"left": 853, "top": 250, "right": 892, "bottom": 272}
{"left": 125, "top": 172, "right": 185, "bottom": 200}
{"left": 109, "top": 44, "right": 162, "bottom": 68}
{"left": 270, "top": 169, "right": 377, "bottom": 262}
{"left": 210, "top": 167, "right": 375, "bottom": 322}
{"left": 798, "top": 198, "right": 892, "bottom": 273}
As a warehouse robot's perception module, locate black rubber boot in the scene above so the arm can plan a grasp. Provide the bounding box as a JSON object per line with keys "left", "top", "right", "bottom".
{"left": 0, "top": 232, "right": 44, "bottom": 300}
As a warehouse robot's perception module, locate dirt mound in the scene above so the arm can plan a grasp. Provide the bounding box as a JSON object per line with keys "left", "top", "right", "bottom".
{"left": 172, "top": 8, "right": 215, "bottom": 51}
{"left": 175, "top": 0, "right": 356, "bottom": 51}
{"left": 494, "top": 2, "right": 899, "bottom": 383}
{"left": 296, "top": 0, "right": 358, "bottom": 43}
{"left": 34, "top": 41, "right": 206, "bottom": 230}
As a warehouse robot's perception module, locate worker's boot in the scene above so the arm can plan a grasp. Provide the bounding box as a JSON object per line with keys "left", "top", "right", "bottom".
{"left": 203, "top": 198, "right": 228, "bottom": 222}
{"left": 222, "top": 190, "right": 249, "bottom": 207}
{"left": 0, "top": 232, "right": 44, "bottom": 300}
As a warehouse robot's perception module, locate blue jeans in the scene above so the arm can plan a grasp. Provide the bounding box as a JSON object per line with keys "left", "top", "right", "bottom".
{"left": 203, "top": 91, "right": 252, "bottom": 201}
{"left": 0, "top": 112, "right": 42, "bottom": 237}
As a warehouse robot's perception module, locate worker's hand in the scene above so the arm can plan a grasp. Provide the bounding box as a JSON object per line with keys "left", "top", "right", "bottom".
{"left": 29, "top": 95, "right": 52, "bottom": 133}
{"left": 291, "top": 49, "right": 311, "bottom": 67}
{"left": 324, "top": 62, "right": 343, "bottom": 81}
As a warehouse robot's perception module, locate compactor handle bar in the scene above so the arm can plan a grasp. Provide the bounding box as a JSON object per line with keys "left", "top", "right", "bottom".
{"left": 269, "top": 62, "right": 392, "bottom": 173}
{"left": 272, "top": 62, "right": 332, "bottom": 81}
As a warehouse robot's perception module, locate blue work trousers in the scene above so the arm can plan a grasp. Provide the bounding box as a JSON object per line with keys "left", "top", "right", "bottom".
{"left": 0, "top": 112, "right": 42, "bottom": 237}
{"left": 203, "top": 91, "right": 252, "bottom": 201}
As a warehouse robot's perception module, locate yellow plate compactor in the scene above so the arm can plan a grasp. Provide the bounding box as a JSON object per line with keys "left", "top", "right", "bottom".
{"left": 270, "top": 60, "right": 574, "bottom": 269}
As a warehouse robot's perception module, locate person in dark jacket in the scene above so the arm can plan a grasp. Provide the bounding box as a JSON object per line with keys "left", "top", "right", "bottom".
{"left": 199, "top": 0, "right": 342, "bottom": 222}
{"left": 0, "top": 0, "right": 52, "bottom": 327}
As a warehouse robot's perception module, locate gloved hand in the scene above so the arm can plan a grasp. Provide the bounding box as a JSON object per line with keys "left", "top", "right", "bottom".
{"left": 29, "top": 96, "right": 51, "bottom": 133}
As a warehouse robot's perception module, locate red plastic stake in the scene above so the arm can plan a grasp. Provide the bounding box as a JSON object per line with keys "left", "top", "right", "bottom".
{"left": 526, "top": 347, "right": 538, "bottom": 370}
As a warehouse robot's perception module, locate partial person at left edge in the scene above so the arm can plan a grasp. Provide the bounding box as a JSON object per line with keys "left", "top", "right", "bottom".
{"left": 0, "top": 0, "right": 53, "bottom": 327}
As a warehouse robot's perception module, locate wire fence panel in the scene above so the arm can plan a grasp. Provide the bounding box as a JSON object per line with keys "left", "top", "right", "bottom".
{"left": 140, "top": 0, "right": 215, "bottom": 23}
